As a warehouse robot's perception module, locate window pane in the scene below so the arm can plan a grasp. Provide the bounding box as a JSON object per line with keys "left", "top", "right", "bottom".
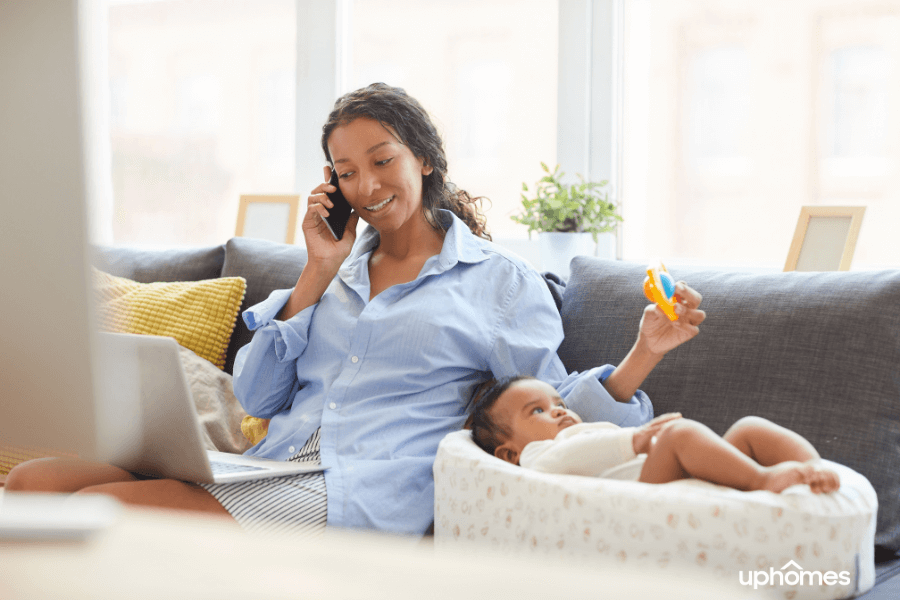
{"left": 349, "top": 0, "right": 558, "bottom": 241}
{"left": 687, "top": 45, "right": 750, "bottom": 174}
{"left": 831, "top": 46, "right": 888, "bottom": 158}
{"left": 622, "top": 0, "right": 900, "bottom": 269}
{"left": 108, "top": 0, "right": 296, "bottom": 246}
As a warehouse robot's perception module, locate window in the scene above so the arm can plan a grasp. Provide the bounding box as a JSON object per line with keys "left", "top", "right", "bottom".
{"left": 621, "top": 0, "right": 900, "bottom": 269}
{"left": 686, "top": 45, "right": 750, "bottom": 175}
{"left": 828, "top": 46, "right": 889, "bottom": 175}
{"left": 348, "top": 0, "right": 559, "bottom": 241}
{"left": 107, "top": 0, "right": 296, "bottom": 246}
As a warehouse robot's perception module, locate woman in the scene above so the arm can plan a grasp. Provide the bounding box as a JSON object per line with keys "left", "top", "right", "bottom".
{"left": 7, "top": 83, "right": 706, "bottom": 537}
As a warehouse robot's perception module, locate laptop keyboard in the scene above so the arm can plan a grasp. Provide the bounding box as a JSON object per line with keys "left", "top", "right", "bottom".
{"left": 209, "top": 461, "right": 267, "bottom": 475}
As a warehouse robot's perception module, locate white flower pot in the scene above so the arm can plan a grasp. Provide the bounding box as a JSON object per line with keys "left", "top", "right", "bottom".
{"left": 538, "top": 231, "right": 616, "bottom": 278}
{"left": 539, "top": 232, "right": 594, "bottom": 277}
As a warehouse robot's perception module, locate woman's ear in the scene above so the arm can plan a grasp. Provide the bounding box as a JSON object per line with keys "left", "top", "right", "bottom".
{"left": 421, "top": 159, "right": 433, "bottom": 177}
{"left": 494, "top": 443, "right": 519, "bottom": 465}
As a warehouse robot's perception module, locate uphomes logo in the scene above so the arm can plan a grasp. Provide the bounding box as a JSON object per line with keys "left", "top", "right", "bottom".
{"left": 739, "top": 560, "right": 852, "bottom": 589}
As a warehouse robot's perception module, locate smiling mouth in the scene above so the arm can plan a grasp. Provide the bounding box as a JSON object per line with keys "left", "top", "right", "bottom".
{"left": 365, "top": 196, "right": 394, "bottom": 212}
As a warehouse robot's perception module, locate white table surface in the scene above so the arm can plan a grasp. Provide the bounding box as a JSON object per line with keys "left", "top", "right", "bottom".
{"left": 0, "top": 491, "right": 763, "bottom": 600}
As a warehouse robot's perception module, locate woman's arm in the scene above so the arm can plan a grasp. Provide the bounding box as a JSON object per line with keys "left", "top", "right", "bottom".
{"left": 232, "top": 293, "right": 313, "bottom": 418}
{"left": 485, "top": 267, "right": 651, "bottom": 427}
{"left": 236, "top": 168, "right": 365, "bottom": 414}
{"left": 279, "top": 166, "right": 361, "bottom": 320}
{"left": 602, "top": 282, "right": 705, "bottom": 402}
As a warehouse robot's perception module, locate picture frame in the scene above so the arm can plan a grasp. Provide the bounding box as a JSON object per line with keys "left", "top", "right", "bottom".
{"left": 235, "top": 195, "right": 300, "bottom": 245}
{"left": 783, "top": 206, "right": 866, "bottom": 272}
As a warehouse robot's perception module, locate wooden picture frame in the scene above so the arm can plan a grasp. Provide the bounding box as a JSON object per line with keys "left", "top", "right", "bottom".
{"left": 783, "top": 206, "right": 866, "bottom": 272}
{"left": 235, "top": 195, "right": 300, "bottom": 245}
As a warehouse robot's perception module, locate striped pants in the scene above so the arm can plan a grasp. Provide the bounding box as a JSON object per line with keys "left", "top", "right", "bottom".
{"left": 202, "top": 428, "right": 327, "bottom": 538}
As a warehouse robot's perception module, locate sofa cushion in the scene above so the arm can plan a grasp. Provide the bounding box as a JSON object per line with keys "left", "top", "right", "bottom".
{"left": 92, "top": 244, "right": 225, "bottom": 283}
{"left": 221, "top": 237, "right": 309, "bottom": 374}
{"left": 558, "top": 257, "right": 900, "bottom": 550}
{"left": 93, "top": 269, "right": 246, "bottom": 370}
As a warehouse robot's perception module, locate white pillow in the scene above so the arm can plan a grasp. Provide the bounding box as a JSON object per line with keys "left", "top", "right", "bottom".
{"left": 178, "top": 346, "right": 252, "bottom": 455}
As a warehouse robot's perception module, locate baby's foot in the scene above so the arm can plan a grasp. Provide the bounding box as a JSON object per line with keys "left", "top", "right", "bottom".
{"left": 805, "top": 461, "right": 840, "bottom": 494}
{"left": 758, "top": 461, "right": 841, "bottom": 494}
{"left": 758, "top": 461, "right": 811, "bottom": 493}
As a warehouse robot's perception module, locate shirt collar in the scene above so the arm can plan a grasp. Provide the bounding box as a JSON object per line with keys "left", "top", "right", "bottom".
{"left": 342, "top": 209, "right": 490, "bottom": 275}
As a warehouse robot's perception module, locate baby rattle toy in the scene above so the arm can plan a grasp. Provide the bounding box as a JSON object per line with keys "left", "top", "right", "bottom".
{"left": 643, "top": 262, "right": 679, "bottom": 321}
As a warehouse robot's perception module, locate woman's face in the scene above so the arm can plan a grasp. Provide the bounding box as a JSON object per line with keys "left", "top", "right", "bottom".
{"left": 326, "top": 117, "right": 433, "bottom": 236}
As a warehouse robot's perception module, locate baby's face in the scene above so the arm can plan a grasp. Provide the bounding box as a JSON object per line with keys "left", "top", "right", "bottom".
{"left": 492, "top": 379, "right": 583, "bottom": 463}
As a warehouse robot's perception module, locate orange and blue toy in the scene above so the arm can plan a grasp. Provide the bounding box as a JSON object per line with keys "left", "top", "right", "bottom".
{"left": 643, "top": 262, "right": 679, "bottom": 321}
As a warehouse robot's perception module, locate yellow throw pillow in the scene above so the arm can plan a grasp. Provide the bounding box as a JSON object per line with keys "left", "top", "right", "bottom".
{"left": 92, "top": 269, "right": 246, "bottom": 370}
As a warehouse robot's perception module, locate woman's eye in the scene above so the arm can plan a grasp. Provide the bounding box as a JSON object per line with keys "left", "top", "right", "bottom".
{"left": 376, "top": 157, "right": 393, "bottom": 167}
{"left": 338, "top": 171, "right": 353, "bottom": 179}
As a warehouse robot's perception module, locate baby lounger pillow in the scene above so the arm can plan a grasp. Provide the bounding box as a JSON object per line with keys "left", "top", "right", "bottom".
{"left": 434, "top": 430, "right": 877, "bottom": 600}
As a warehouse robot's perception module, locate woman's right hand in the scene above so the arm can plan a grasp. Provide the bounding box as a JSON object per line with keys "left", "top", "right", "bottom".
{"left": 277, "top": 167, "right": 361, "bottom": 321}
{"left": 301, "top": 165, "right": 361, "bottom": 273}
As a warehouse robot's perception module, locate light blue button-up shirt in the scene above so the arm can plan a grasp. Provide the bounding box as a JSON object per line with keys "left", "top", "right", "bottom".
{"left": 232, "top": 210, "right": 653, "bottom": 535}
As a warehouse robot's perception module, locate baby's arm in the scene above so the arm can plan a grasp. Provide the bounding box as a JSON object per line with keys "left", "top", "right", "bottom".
{"left": 519, "top": 424, "right": 637, "bottom": 476}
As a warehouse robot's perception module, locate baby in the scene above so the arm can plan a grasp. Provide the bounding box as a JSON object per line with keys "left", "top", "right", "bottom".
{"left": 468, "top": 375, "right": 840, "bottom": 494}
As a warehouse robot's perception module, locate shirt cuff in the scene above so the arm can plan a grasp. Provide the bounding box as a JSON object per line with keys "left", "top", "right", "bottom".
{"left": 242, "top": 288, "right": 294, "bottom": 330}
{"left": 242, "top": 288, "right": 317, "bottom": 362}
{"left": 561, "top": 365, "right": 654, "bottom": 427}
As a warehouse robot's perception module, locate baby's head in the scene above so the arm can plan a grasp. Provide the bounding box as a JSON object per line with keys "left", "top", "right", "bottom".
{"left": 469, "top": 375, "right": 582, "bottom": 465}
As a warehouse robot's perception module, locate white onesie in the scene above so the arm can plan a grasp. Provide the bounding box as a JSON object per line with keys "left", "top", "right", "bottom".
{"left": 519, "top": 422, "right": 647, "bottom": 481}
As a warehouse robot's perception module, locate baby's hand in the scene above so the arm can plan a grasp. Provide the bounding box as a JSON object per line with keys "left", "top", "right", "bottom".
{"left": 632, "top": 412, "right": 682, "bottom": 455}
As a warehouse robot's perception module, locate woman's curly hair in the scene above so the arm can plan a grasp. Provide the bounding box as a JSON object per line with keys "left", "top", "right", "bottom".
{"left": 321, "top": 82, "right": 490, "bottom": 240}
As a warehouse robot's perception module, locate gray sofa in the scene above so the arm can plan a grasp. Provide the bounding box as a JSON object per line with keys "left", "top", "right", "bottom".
{"left": 93, "top": 238, "right": 900, "bottom": 598}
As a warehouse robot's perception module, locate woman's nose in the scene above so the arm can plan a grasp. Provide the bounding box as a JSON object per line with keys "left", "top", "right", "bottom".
{"left": 358, "top": 168, "right": 381, "bottom": 197}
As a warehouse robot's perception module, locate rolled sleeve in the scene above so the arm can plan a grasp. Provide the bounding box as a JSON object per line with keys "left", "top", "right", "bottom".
{"left": 232, "top": 289, "right": 317, "bottom": 418}
{"left": 242, "top": 288, "right": 294, "bottom": 330}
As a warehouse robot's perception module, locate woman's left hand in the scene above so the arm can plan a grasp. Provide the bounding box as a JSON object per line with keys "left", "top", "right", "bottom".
{"left": 639, "top": 282, "right": 706, "bottom": 356}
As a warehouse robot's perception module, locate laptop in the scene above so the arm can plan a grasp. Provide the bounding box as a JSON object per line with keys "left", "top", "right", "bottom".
{"left": 94, "top": 332, "right": 326, "bottom": 484}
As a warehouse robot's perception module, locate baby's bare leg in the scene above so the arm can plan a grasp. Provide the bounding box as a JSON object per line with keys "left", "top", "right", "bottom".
{"left": 723, "top": 416, "right": 839, "bottom": 492}
{"left": 5, "top": 457, "right": 137, "bottom": 493}
{"left": 640, "top": 419, "right": 839, "bottom": 493}
{"left": 722, "top": 416, "right": 819, "bottom": 466}
{"left": 639, "top": 419, "right": 768, "bottom": 490}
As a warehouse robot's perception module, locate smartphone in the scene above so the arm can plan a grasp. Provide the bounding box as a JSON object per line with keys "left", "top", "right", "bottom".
{"left": 323, "top": 168, "right": 353, "bottom": 241}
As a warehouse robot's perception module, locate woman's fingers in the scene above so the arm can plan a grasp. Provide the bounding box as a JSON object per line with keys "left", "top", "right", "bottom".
{"left": 673, "top": 282, "right": 702, "bottom": 309}
{"left": 305, "top": 199, "right": 330, "bottom": 222}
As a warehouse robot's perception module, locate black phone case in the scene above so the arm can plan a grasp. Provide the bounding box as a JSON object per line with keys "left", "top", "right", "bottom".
{"left": 323, "top": 170, "right": 353, "bottom": 241}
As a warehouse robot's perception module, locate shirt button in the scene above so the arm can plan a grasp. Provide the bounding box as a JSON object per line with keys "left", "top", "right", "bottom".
{"left": 351, "top": 356, "right": 359, "bottom": 363}
{"left": 329, "top": 402, "right": 337, "bottom": 410}
{"left": 288, "top": 446, "right": 296, "bottom": 453}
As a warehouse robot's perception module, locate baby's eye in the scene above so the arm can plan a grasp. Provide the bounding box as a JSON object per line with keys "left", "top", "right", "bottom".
{"left": 532, "top": 407, "right": 544, "bottom": 415}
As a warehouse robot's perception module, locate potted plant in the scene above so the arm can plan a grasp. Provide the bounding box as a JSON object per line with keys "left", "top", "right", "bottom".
{"left": 511, "top": 162, "right": 622, "bottom": 276}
